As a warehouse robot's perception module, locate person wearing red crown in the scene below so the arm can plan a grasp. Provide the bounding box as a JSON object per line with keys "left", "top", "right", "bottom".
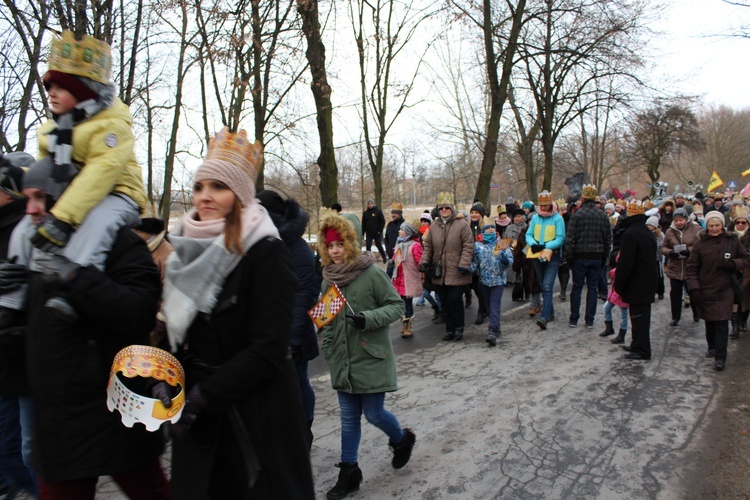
{"left": 160, "top": 128, "right": 314, "bottom": 498}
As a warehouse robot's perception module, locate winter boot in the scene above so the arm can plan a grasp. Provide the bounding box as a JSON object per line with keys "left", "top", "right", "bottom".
{"left": 453, "top": 328, "right": 464, "bottom": 341}
{"left": 390, "top": 428, "right": 416, "bottom": 469}
{"left": 474, "top": 311, "right": 484, "bottom": 325}
{"left": 742, "top": 311, "right": 749, "bottom": 332}
{"left": 402, "top": 317, "right": 414, "bottom": 338}
{"left": 486, "top": 329, "right": 498, "bottom": 347}
{"left": 610, "top": 329, "right": 626, "bottom": 344}
{"left": 431, "top": 305, "right": 445, "bottom": 324}
{"left": 598, "top": 320, "right": 615, "bottom": 337}
{"left": 730, "top": 312, "right": 740, "bottom": 339}
{"left": 326, "top": 462, "right": 363, "bottom": 500}
{"left": 560, "top": 287, "right": 567, "bottom": 302}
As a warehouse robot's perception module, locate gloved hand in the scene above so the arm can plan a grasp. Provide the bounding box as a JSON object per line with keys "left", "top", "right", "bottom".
{"left": 688, "top": 289, "right": 702, "bottom": 307}
{"left": 719, "top": 259, "right": 736, "bottom": 272}
{"left": 345, "top": 312, "right": 366, "bottom": 330}
{"left": 39, "top": 254, "right": 80, "bottom": 283}
{"left": 30, "top": 215, "right": 74, "bottom": 252}
{"left": 150, "top": 381, "right": 173, "bottom": 408}
{"left": 0, "top": 258, "right": 28, "bottom": 294}
{"left": 290, "top": 345, "right": 304, "bottom": 363}
{"left": 669, "top": 250, "right": 679, "bottom": 259}
{"left": 679, "top": 249, "right": 690, "bottom": 257}
{"left": 458, "top": 267, "right": 471, "bottom": 275}
{"left": 530, "top": 244, "right": 545, "bottom": 253}
{"left": 173, "top": 385, "right": 206, "bottom": 434}
{"left": 418, "top": 263, "right": 429, "bottom": 273}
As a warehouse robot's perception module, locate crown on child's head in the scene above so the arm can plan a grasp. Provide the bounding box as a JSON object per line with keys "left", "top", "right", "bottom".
{"left": 582, "top": 184, "right": 597, "bottom": 200}
{"left": 49, "top": 30, "right": 111, "bottom": 84}
{"left": 205, "top": 128, "right": 262, "bottom": 184}
{"left": 538, "top": 190, "right": 553, "bottom": 205}
{"left": 626, "top": 199, "right": 645, "bottom": 216}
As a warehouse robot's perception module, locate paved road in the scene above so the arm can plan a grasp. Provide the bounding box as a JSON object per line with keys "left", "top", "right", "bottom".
{"left": 93, "top": 286, "right": 737, "bottom": 499}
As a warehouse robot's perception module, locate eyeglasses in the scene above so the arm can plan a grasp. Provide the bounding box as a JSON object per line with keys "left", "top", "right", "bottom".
{"left": 438, "top": 206, "right": 451, "bottom": 210}
{"left": 736, "top": 220, "right": 748, "bottom": 226}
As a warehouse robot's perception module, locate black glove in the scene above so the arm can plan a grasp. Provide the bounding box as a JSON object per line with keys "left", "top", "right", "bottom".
{"left": 679, "top": 249, "right": 690, "bottom": 257}
{"left": 530, "top": 244, "right": 545, "bottom": 253}
{"left": 345, "top": 312, "right": 366, "bottom": 330}
{"left": 669, "top": 250, "right": 679, "bottom": 259}
{"left": 688, "top": 289, "right": 702, "bottom": 306}
{"left": 458, "top": 267, "right": 471, "bottom": 275}
{"left": 150, "top": 381, "right": 173, "bottom": 408}
{"left": 0, "top": 258, "right": 28, "bottom": 294}
{"left": 719, "top": 259, "right": 736, "bottom": 272}
{"left": 31, "top": 215, "right": 74, "bottom": 252}
{"left": 172, "top": 385, "right": 206, "bottom": 437}
{"left": 39, "top": 254, "right": 80, "bottom": 283}
{"left": 290, "top": 345, "right": 304, "bottom": 363}
{"left": 418, "top": 263, "right": 429, "bottom": 273}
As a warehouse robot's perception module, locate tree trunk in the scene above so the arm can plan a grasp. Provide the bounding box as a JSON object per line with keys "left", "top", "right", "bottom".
{"left": 297, "top": 0, "right": 338, "bottom": 207}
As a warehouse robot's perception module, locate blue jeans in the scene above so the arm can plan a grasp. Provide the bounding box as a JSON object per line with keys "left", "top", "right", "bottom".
{"left": 533, "top": 252, "right": 560, "bottom": 321}
{"left": 294, "top": 360, "right": 315, "bottom": 425}
{"left": 570, "top": 259, "right": 602, "bottom": 325}
{"left": 0, "top": 396, "right": 36, "bottom": 495}
{"left": 481, "top": 284, "right": 505, "bottom": 334}
{"left": 418, "top": 290, "right": 438, "bottom": 308}
{"left": 603, "top": 301, "right": 629, "bottom": 330}
{"left": 337, "top": 392, "right": 404, "bottom": 464}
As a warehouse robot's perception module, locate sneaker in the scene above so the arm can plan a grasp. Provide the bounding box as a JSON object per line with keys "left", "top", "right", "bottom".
{"left": 670, "top": 319, "right": 679, "bottom": 327}
{"left": 415, "top": 300, "right": 425, "bottom": 306}
{"left": 585, "top": 323, "right": 594, "bottom": 330}
{"left": 390, "top": 429, "right": 416, "bottom": 469}
{"left": 568, "top": 321, "right": 577, "bottom": 328}
{"left": 715, "top": 359, "right": 726, "bottom": 371}
{"left": 536, "top": 318, "right": 547, "bottom": 330}
{"left": 486, "top": 334, "right": 497, "bottom": 347}
{"left": 442, "top": 332, "right": 456, "bottom": 341}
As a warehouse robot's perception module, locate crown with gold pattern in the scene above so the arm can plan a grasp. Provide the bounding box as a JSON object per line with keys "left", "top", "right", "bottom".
{"left": 204, "top": 127, "right": 262, "bottom": 184}
{"left": 391, "top": 202, "right": 404, "bottom": 211}
{"left": 555, "top": 198, "right": 567, "bottom": 210}
{"left": 48, "top": 30, "right": 111, "bottom": 84}
{"left": 581, "top": 184, "right": 597, "bottom": 200}
{"left": 626, "top": 199, "right": 645, "bottom": 216}
{"left": 538, "top": 190, "right": 553, "bottom": 205}
{"left": 437, "top": 192, "right": 454, "bottom": 206}
{"left": 731, "top": 204, "right": 750, "bottom": 222}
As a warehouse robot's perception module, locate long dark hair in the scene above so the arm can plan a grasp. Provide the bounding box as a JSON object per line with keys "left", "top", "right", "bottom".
{"left": 224, "top": 197, "right": 245, "bottom": 255}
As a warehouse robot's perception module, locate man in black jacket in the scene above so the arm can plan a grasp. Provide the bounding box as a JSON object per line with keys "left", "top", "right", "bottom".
{"left": 614, "top": 201, "right": 659, "bottom": 360}
{"left": 384, "top": 202, "right": 405, "bottom": 277}
{"left": 565, "top": 185, "right": 612, "bottom": 329}
{"left": 362, "top": 198, "right": 387, "bottom": 263}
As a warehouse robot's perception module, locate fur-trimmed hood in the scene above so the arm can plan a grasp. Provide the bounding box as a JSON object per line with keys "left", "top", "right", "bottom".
{"left": 318, "top": 214, "right": 361, "bottom": 266}
{"left": 267, "top": 197, "right": 309, "bottom": 245}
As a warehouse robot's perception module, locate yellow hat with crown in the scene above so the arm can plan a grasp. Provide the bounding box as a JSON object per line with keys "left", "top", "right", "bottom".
{"left": 626, "top": 199, "right": 645, "bottom": 216}
{"left": 731, "top": 204, "right": 750, "bottom": 222}
{"left": 582, "top": 184, "right": 597, "bottom": 200}
{"left": 437, "top": 192, "right": 454, "bottom": 206}
{"left": 555, "top": 198, "right": 567, "bottom": 210}
{"left": 391, "top": 202, "right": 404, "bottom": 212}
{"left": 48, "top": 30, "right": 111, "bottom": 84}
{"left": 538, "top": 190, "right": 553, "bottom": 205}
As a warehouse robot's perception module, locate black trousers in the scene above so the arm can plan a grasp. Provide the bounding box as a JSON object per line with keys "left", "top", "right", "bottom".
{"left": 705, "top": 320, "right": 729, "bottom": 361}
{"left": 471, "top": 274, "right": 487, "bottom": 315}
{"left": 629, "top": 302, "right": 652, "bottom": 358}
{"left": 365, "top": 233, "right": 386, "bottom": 259}
{"left": 669, "top": 278, "right": 695, "bottom": 321}
{"left": 437, "top": 285, "right": 465, "bottom": 333}
{"left": 558, "top": 261, "right": 570, "bottom": 291}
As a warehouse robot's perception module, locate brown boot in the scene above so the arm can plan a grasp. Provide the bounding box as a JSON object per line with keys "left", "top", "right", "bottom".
{"left": 402, "top": 317, "right": 414, "bottom": 338}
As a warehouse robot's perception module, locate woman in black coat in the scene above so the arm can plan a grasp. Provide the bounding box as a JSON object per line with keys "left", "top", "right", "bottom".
{"left": 162, "top": 128, "right": 314, "bottom": 499}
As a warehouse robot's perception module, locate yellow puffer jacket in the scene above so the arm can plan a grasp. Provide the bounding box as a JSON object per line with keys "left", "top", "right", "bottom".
{"left": 37, "top": 98, "right": 148, "bottom": 228}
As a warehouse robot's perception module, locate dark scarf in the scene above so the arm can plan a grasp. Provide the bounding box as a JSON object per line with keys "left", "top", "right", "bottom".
{"left": 323, "top": 253, "right": 376, "bottom": 287}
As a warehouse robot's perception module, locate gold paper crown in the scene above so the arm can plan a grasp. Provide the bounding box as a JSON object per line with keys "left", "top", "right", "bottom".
{"left": 437, "top": 192, "right": 454, "bottom": 205}
{"left": 391, "top": 202, "right": 404, "bottom": 211}
{"left": 555, "top": 198, "right": 566, "bottom": 209}
{"left": 497, "top": 204, "right": 507, "bottom": 214}
{"left": 205, "top": 127, "right": 262, "bottom": 184}
{"left": 626, "top": 199, "right": 645, "bottom": 216}
{"left": 49, "top": 30, "right": 111, "bottom": 84}
{"left": 582, "top": 184, "right": 597, "bottom": 200}
{"left": 731, "top": 204, "right": 750, "bottom": 222}
{"left": 318, "top": 206, "right": 337, "bottom": 222}
{"left": 538, "top": 190, "right": 553, "bottom": 205}
{"left": 713, "top": 192, "right": 724, "bottom": 200}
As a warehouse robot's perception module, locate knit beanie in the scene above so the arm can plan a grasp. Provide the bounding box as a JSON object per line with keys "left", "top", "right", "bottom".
{"left": 604, "top": 203, "right": 615, "bottom": 212}
{"left": 256, "top": 189, "right": 286, "bottom": 216}
{"left": 400, "top": 222, "right": 418, "bottom": 238}
{"left": 645, "top": 215, "right": 660, "bottom": 228}
{"left": 0, "top": 153, "right": 31, "bottom": 200}
{"left": 470, "top": 203, "right": 485, "bottom": 216}
{"left": 673, "top": 208, "right": 688, "bottom": 220}
{"left": 705, "top": 211, "right": 725, "bottom": 227}
{"left": 420, "top": 212, "right": 432, "bottom": 223}
{"left": 43, "top": 70, "right": 99, "bottom": 102}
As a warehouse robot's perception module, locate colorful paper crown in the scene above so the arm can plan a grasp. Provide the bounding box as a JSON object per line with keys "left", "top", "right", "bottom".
{"left": 204, "top": 128, "right": 262, "bottom": 184}
{"left": 731, "top": 204, "right": 750, "bottom": 222}
{"left": 437, "top": 192, "right": 454, "bottom": 205}
{"left": 626, "top": 199, "right": 645, "bottom": 216}
{"left": 48, "top": 30, "right": 111, "bottom": 84}
{"left": 391, "top": 202, "right": 404, "bottom": 211}
{"left": 582, "top": 184, "right": 597, "bottom": 200}
{"left": 538, "top": 190, "right": 553, "bottom": 205}
{"left": 106, "top": 345, "right": 185, "bottom": 432}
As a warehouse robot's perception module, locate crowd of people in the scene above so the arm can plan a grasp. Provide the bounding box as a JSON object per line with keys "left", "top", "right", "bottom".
{"left": 1, "top": 29, "right": 748, "bottom": 500}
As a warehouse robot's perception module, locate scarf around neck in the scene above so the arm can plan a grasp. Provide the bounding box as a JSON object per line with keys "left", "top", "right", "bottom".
{"left": 322, "top": 252, "right": 376, "bottom": 287}
{"left": 162, "top": 202, "right": 279, "bottom": 350}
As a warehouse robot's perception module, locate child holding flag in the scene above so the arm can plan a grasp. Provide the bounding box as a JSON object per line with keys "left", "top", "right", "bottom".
{"left": 316, "top": 214, "right": 415, "bottom": 500}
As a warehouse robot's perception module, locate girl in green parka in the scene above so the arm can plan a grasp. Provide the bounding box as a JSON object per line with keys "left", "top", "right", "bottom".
{"left": 317, "top": 214, "right": 416, "bottom": 500}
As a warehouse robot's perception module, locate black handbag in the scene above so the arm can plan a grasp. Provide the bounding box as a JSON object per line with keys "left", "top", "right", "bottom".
{"left": 726, "top": 240, "right": 744, "bottom": 304}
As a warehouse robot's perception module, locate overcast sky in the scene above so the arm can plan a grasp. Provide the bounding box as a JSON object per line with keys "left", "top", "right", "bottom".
{"left": 652, "top": 0, "right": 750, "bottom": 108}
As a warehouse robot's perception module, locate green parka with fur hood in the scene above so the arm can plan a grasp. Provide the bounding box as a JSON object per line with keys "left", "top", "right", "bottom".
{"left": 318, "top": 215, "right": 404, "bottom": 394}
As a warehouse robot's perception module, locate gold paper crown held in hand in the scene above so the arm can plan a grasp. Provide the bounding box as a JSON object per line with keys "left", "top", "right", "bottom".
{"left": 437, "top": 192, "right": 454, "bottom": 205}
{"left": 205, "top": 128, "right": 262, "bottom": 184}
{"left": 49, "top": 30, "right": 111, "bottom": 84}
{"left": 537, "top": 190, "right": 553, "bottom": 205}
{"left": 626, "top": 199, "right": 645, "bottom": 216}
{"left": 582, "top": 184, "right": 598, "bottom": 200}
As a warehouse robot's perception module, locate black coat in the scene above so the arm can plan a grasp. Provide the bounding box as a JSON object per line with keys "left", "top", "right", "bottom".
{"left": 170, "top": 237, "right": 314, "bottom": 499}
{"left": 269, "top": 198, "right": 320, "bottom": 362}
{"left": 0, "top": 198, "right": 26, "bottom": 260}
{"left": 614, "top": 214, "right": 659, "bottom": 305}
{"left": 26, "top": 228, "right": 165, "bottom": 482}
{"left": 384, "top": 215, "right": 404, "bottom": 258}
{"left": 362, "top": 206, "right": 385, "bottom": 236}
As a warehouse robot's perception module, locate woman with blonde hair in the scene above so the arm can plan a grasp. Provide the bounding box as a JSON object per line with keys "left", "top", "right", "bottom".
{"left": 317, "top": 214, "right": 415, "bottom": 500}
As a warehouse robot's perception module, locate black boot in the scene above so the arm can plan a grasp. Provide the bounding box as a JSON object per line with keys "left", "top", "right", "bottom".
{"left": 560, "top": 287, "right": 566, "bottom": 302}
{"left": 326, "top": 462, "right": 363, "bottom": 500}
{"left": 730, "top": 312, "right": 740, "bottom": 339}
{"left": 742, "top": 311, "right": 749, "bottom": 332}
{"left": 454, "top": 328, "right": 464, "bottom": 341}
{"left": 610, "top": 329, "right": 626, "bottom": 344}
{"left": 390, "top": 428, "right": 416, "bottom": 469}
{"left": 474, "top": 312, "right": 484, "bottom": 325}
{"left": 431, "top": 306, "right": 444, "bottom": 324}
{"left": 598, "top": 320, "right": 614, "bottom": 337}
